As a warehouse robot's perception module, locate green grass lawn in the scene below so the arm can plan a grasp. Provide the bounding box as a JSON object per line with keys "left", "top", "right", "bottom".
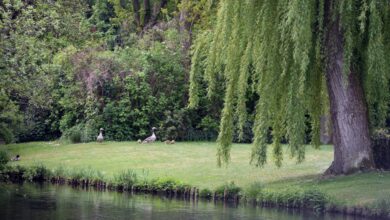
{"left": 3, "top": 141, "right": 390, "bottom": 206}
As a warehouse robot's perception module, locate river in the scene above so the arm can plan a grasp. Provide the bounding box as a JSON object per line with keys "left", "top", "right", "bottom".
{"left": 0, "top": 183, "right": 376, "bottom": 220}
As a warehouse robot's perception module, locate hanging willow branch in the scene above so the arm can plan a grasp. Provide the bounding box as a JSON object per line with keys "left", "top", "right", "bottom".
{"left": 189, "top": 0, "right": 390, "bottom": 167}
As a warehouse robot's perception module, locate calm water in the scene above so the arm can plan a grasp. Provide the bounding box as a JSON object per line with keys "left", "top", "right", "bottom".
{"left": 0, "top": 183, "right": 374, "bottom": 220}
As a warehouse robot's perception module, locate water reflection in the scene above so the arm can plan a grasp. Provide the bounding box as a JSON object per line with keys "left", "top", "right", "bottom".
{"left": 0, "top": 183, "right": 375, "bottom": 220}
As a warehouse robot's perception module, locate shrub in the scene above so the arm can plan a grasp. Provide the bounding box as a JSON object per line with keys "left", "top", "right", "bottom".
{"left": 0, "top": 154, "right": 17, "bottom": 181}
{"left": 61, "top": 124, "right": 83, "bottom": 143}
{"left": 159, "top": 109, "right": 195, "bottom": 141}
{"left": 215, "top": 182, "right": 241, "bottom": 200}
{"left": 302, "top": 188, "right": 328, "bottom": 212}
{"left": 23, "top": 164, "right": 52, "bottom": 182}
{"left": 150, "top": 177, "right": 183, "bottom": 192}
{"left": 70, "top": 132, "right": 82, "bottom": 143}
{"left": 0, "top": 124, "right": 14, "bottom": 144}
{"left": 199, "top": 188, "right": 213, "bottom": 199}
{"left": 0, "top": 165, "right": 26, "bottom": 182}
{"left": 244, "top": 182, "right": 264, "bottom": 200}
{"left": 0, "top": 150, "right": 10, "bottom": 168}
{"left": 138, "top": 177, "right": 190, "bottom": 194}
{"left": 277, "top": 187, "right": 304, "bottom": 208}
{"left": 182, "top": 129, "right": 218, "bottom": 142}
{"left": 133, "top": 181, "right": 150, "bottom": 192}
{"left": 82, "top": 120, "right": 101, "bottom": 142}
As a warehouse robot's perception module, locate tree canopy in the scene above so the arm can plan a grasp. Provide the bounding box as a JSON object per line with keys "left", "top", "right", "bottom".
{"left": 0, "top": 0, "right": 221, "bottom": 143}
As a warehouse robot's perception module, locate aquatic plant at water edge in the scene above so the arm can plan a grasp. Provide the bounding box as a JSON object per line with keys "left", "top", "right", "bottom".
{"left": 244, "top": 181, "right": 264, "bottom": 200}
{"left": 214, "top": 182, "right": 241, "bottom": 200}
{"left": 114, "top": 169, "right": 138, "bottom": 190}
{"left": 371, "top": 197, "right": 390, "bottom": 217}
{"left": 258, "top": 187, "right": 328, "bottom": 213}
{"left": 23, "top": 164, "right": 53, "bottom": 182}
{"left": 199, "top": 188, "right": 213, "bottom": 199}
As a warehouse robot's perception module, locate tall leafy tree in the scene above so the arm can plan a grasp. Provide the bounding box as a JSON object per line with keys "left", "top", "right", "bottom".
{"left": 0, "top": 0, "right": 89, "bottom": 141}
{"left": 189, "top": 0, "right": 390, "bottom": 175}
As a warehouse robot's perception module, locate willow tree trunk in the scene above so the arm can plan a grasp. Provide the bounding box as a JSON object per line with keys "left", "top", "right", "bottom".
{"left": 324, "top": 0, "right": 375, "bottom": 175}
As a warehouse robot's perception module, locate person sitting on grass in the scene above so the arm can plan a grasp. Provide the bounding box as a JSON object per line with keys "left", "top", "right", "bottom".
{"left": 12, "top": 155, "right": 20, "bottom": 161}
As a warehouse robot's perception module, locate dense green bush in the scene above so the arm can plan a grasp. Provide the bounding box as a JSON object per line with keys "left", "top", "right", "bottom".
{"left": 16, "top": 107, "right": 62, "bottom": 142}
{"left": 301, "top": 188, "right": 328, "bottom": 212}
{"left": 0, "top": 0, "right": 225, "bottom": 143}
{"left": 147, "top": 177, "right": 189, "bottom": 193}
{"left": 199, "top": 188, "right": 213, "bottom": 199}
{"left": 69, "top": 131, "right": 82, "bottom": 143}
{"left": 60, "top": 122, "right": 102, "bottom": 143}
{"left": 23, "top": 164, "right": 53, "bottom": 182}
{"left": 0, "top": 150, "right": 10, "bottom": 168}
{"left": 128, "top": 177, "right": 191, "bottom": 194}
{"left": 0, "top": 124, "right": 14, "bottom": 144}
{"left": 215, "top": 182, "right": 241, "bottom": 200}
{"left": 61, "top": 124, "right": 83, "bottom": 143}
{"left": 0, "top": 165, "right": 26, "bottom": 182}
{"left": 82, "top": 120, "right": 103, "bottom": 142}
{"left": 159, "top": 109, "right": 201, "bottom": 141}
{"left": 54, "top": 27, "right": 197, "bottom": 142}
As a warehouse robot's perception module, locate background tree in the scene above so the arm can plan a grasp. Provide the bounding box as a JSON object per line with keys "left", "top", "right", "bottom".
{"left": 0, "top": 0, "right": 222, "bottom": 143}
{"left": 0, "top": 0, "right": 90, "bottom": 141}
{"left": 189, "top": 0, "right": 390, "bottom": 175}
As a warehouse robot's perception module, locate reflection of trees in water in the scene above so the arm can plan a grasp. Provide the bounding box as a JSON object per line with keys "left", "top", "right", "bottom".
{"left": 0, "top": 183, "right": 364, "bottom": 220}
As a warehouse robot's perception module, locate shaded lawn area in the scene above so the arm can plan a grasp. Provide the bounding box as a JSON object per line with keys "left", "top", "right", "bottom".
{"left": 3, "top": 141, "right": 390, "bottom": 205}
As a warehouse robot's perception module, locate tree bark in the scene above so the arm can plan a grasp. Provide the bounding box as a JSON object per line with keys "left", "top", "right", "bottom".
{"left": 179, "top": 0, "right": 192, "bottom": 52}
{"left": 142, "top": 0, "right": 168, "bottom": 31}
{"left": 143, "top": 0, "right": 151, "bottom": 26}
{"left": 153, "top": 0, "right": 168, "bottom": 18}
{"left": 132, "top": 0, "right": 141, "bottom": 28}
{"left": 320, "top": 115, "right": 332, "bottom": 144}
{"left": 178, "top": 0, "right": 192, "bottom": 104}
{"left": 323, "top": 0, "right": 375, "bottom": 175}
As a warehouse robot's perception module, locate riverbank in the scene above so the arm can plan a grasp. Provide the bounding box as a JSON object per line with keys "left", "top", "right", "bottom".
{"left": 1, "top": 141, "right": 390, "bottom": 218}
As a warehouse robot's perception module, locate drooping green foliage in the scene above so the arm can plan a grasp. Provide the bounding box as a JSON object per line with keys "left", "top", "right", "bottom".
{"left": 189, "top": 0, "right": 390, "bottom": 167}
{"left": 365, "top": 0, "right": 390, "bottom": 128}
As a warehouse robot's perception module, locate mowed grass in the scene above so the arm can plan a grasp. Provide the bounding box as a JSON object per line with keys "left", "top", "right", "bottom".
{"left": 3, "top": 141, "right": 390, "bottom": 205}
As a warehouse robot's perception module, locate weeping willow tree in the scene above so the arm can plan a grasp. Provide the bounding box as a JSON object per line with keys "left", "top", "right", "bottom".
{"left": 189, "top": 0, "right": 390, "bottom": 175}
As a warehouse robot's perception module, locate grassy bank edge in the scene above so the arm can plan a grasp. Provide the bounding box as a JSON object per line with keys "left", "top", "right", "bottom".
{"left": 0, "top": 164, "right": 389, "bottom": 219}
